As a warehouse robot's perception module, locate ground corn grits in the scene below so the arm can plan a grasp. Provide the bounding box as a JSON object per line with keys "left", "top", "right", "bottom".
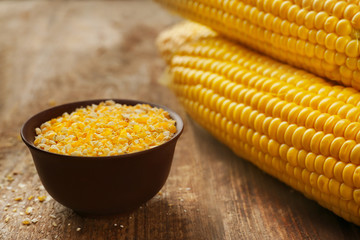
{"left": 33, "top": 100, "right": 177, "bottom": 156}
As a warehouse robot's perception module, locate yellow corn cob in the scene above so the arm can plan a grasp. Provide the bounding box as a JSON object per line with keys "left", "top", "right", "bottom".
{"left": 157, "top": 21, "right": 360, "bottom": 226}
{"left": 155, "top": 0, "right": 360, "bottom": 90}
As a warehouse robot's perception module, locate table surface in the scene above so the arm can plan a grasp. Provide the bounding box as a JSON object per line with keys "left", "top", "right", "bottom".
{"left": 1, "top": 1, "right": 360, "bottom": 239}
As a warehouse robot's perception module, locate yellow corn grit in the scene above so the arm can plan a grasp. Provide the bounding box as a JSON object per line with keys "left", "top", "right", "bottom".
{"left": 157, "top": 22, "right": 360, "bottom": 225}
{"left": 155, "top": 0, "right": 360, "bottom": 90}
{"left": 34, "top": 100, "right": 177, "bottom": 156}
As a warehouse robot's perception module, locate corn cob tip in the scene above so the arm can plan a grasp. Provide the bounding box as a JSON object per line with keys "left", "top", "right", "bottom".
{"left": 156, "top": 21, "right": 217, "bottom": 63}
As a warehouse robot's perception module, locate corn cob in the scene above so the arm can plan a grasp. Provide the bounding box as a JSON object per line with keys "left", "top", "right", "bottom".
{"left": 157, "top": 21, "right": 360, "bottom": 226}
{"left": 155, "top": 0, "right": 360, "bottom": 90}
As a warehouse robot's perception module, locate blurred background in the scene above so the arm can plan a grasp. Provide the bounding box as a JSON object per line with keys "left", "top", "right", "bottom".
{"left": 0, "top": 0, "right": 180, "bottom": 128}
{"left": 3, "top": 1, "right": 360, "bottom": 239}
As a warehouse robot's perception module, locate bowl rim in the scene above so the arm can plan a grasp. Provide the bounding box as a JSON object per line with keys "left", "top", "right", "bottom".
{"left": 20, "top": 98, "right": 184, "bottom": 160}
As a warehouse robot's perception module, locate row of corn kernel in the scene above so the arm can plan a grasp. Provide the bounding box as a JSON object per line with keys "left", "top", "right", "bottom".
{"left": 182, "top": 97, "right": 360, "bottom": 221}
{"left": 248, "top": 141, "right": 360, "bottom": 225}
{"left": 157, "top": 0, "right": 360, "bottom": 88}
{"left": 195, "top": 0, "right": 360, "bottom": 36}
{"left": 174, "top": 38, "right": 360, "bottom": 106}
{"left": 172, "top": 80, "right": 360, "bottom": 166}
{"left": 181, "top": 97, "right": 360, "bottom": 225}
{"left": 200, "top": 0, "right": 355, "bottom": 35}
{"left": 171, "top": 41, "right": 360, "bottom": 124}
{"left": 174, "top": 64, "right": 360, "bottom": 128}
{"left": 194, "top": 105, "right": 359, "bottom": 189}
{"left": 170, "top": 59, "right": 360, "bottom": 141}
{"left": 178, "top": 0, "right": 360, "bottom": 57}
{"left": 240, "top": 129, "right": 360, "bottom": 224}
{"left": 284, "top": 0, "right": 360, "bottom": 29}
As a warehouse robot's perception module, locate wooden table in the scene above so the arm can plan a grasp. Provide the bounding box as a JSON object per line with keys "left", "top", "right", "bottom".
{"left": 1, "top": 1, "right": 360, "bottom": 239}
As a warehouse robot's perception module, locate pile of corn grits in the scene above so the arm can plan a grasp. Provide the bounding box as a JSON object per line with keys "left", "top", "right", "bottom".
{"left": 33, "top": 100, "right": 177, "bottom": 156}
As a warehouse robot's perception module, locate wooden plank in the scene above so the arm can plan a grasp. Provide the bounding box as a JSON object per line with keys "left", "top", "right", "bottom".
{"left": 1, "top": 1, "right": 360, "bottom": 239}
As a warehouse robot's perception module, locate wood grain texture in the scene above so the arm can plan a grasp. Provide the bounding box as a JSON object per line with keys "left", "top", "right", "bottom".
{"left": 1, "top": 1, "right": 360, "bottom": 239}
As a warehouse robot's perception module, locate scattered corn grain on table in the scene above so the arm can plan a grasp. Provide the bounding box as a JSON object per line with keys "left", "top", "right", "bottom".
{"left": 2, "top": 0, "right": 360, "bottom": 239}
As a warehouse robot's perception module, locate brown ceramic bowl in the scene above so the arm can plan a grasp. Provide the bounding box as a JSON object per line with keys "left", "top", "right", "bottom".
{"left": 21, "top": 99, "right": 183, "bottom": 216}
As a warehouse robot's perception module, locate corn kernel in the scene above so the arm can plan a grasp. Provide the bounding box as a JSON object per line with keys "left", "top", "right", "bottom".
{"left": 14, "top": 197, "right": 23, "bottom": 201}
{"left": 25, "top": 207, "right": 33, "bottom": 215}
{"left": 34, "top": 101, "right": 176, "bottom": 156}
{"left": 22, "top": 218, "right": 31, "bottom": 225}
{"left": 37, "top": 196, "right": 46, "bottom": 202}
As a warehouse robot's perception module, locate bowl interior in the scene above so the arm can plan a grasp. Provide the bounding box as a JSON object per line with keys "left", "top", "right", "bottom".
{"left": 21, "top": 98, "right": 184, "bottom": 158}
